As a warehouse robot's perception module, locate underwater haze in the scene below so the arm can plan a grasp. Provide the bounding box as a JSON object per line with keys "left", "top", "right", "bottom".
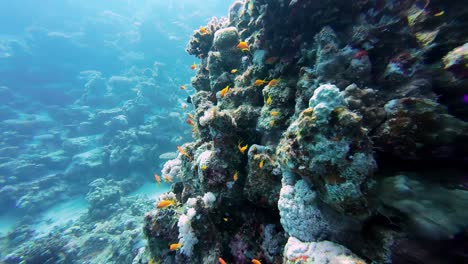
{"left": 0, "top": 0, "right": 231, "bottom": 263}
{"left": 2, "top": 0, "right": 468, "bottom": 263}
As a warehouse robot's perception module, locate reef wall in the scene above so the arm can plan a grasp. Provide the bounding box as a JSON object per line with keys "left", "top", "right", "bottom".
{"left": 143, "top": 0, "right": 468, "bottom": 263}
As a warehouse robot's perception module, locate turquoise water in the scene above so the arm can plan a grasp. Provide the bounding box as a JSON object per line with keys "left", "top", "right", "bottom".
{"left": 0, "top": 0, "right": 230, "bottom": 262}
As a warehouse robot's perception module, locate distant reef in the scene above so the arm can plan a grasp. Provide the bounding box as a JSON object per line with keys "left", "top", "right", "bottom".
{"left": 141, "top": 0, "right": 468, "bottom": 264}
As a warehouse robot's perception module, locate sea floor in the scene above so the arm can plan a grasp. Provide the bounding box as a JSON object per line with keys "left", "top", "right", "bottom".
{"left": 32, "top": 196, "right": 89, "bottom": 239}
{"left": 129, "top": 181, "right": 171, "bottom": 200}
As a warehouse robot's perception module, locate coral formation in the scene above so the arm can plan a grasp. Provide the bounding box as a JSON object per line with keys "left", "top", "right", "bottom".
{"left": 141, "top": 0, "right": 468, "bottom": 263}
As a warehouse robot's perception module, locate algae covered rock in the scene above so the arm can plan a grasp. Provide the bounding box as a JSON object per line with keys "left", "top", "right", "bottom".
{"left": 375, "top": 97, "right": 468, "bottom": 160}
{"left": 278, "top": 84, "right": 375, "bottom": 218}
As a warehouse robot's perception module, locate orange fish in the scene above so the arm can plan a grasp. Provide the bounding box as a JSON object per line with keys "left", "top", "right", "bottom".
{"left": 199, "top": 26, "right": 209, "bottom": 35}
{"left": 290, "top": 255, "right": 309, "bottom": 262}
{"left": 270, "top": 111, "right": 280, "bottom": 116}
{"left": 163, "top": 175, "right": 173, "bottom": 182}
{"left": 220, "top": 85, "right": 229, "bottom": 97}
{"left": 237, "top": 41, "right": 249, "bottom": 51}
{"left": 259, "top": 159, "right": 264, "bottom": 169}
{"left": 433, "top": 10, "right": 445, "bottom": 17}
{"left": 154, "top": 174, "right": 161, "bottom": 186}
{"left": 188, "top": 113, "right": 194, "bottom": 119}
{"left": 265, "top": 56, "right": 279, "bottom": 64}
{"left": 252, "top": 259, "right": 261, "bottom": 264}
{"left": 180, "top": 85, "right": 187, "bottom": 90}
{"left": 238, "top": 143, "right": 248, "bottom": 154}
{"left": 254, "top": 79, "right": 268, "bottom": 86}
{"left": 218, "top": 257, "right": 227, "bottom": 264}
{"left": 177, "top": 146, "right": 191, "bottom": 159}
{"left": 268, "top": 79, "right": 279, "bottom": 87}
{"left": 157, "top": 199, "right": 175, "bottom": 209}
{"left": 233, "top": 171, "right": 239, "bottom": 181}
{"left": 169, "top": 243, "right": 182, "bottom": 251}
{"left": 186, "top": 118, "right": 195, "bottom": 126}
{"left": 190, "top": 63, "right": 197, "bottom": 70}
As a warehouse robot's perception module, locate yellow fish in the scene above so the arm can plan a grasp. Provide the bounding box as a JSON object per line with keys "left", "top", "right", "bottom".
{"left": 233, "top": 171, "right": 239, "bottom": 181}
{"left": 231, "top": 69, "right": 238, "bottom": 74}
{"left": 238, "top": 143, "right": 248, "bottom": 154}
{"left": 266, "top": 96, "right": 272, "bottom": 105}
{"left": 434, "top": 11, "right": 445, "bottom": 17}
{"left": 169, "top": 243, "right": 182, "bottom": 251}
{"left": 157, "top": 199, "right": 175, "bottom": 209}
{"left": 201, "top": 165, "right": 208, "bottom": 170}
{"left": 270, "top": 111, "right": 280, "bottom": 116}
{"left": 259, "top": 159, "right": 264, "bottom": 169}
{"left": 220, "top": 85, "right": 229, "bottom": 97}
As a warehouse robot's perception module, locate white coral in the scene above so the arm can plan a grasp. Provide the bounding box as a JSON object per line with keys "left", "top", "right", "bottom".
{"left": 161, "top": 157, "right": 182, "bottom": 180}
{"left": 177, "top": 207, "right": 198, "bottom": 256}
{"left": 202, "top": 192, "right": 216, "bottom": 208}
{"left": 309, "top": 84, "right": 346, "bottom": 124}
{"left": 278, "top": 180, "right": 329, "bottom": 242}
{"left": 199, "top": 108, "right": 216, "bottom": 127}
{"left": 284, "top": 236, "right": 366, "bottom": 264}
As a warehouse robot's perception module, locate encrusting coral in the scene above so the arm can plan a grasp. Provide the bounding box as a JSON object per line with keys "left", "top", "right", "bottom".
{"left": 142, "top": 0, "right": 468, "bottom": 263}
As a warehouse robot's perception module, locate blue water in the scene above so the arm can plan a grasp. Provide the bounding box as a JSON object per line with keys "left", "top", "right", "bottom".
{"left": 0, "top": 0, "right": 231, "bottom": 262}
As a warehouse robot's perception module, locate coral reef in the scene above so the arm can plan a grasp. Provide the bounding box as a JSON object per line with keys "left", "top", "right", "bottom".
{"left": 142, "top": 0, "right": 468, "bottom": 263}
{"left": 2, "top": 180, "right": 153, "bottom": 264}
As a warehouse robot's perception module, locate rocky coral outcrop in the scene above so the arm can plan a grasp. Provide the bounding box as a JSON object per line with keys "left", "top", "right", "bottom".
{"left": 143, "top": 0, "right": 468, "bottom": 263}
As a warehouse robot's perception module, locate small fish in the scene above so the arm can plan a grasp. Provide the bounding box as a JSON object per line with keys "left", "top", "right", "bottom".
{"left": 177, "top": 146, "right": 186, "bottom": 155}
{"left": 268, "top": 79, "right": 279, "bottom": 87}
{"left": 270, "top": 111, "right": 280, "bottom": 116}
{"left": 266, "top": 96, "right": 272, "bottom": 105}
{"left": 237, "top": 41, "right": 250, "bottom": 52}
{"left": 218, "top": 257, "right": 227, "bottom": 264}
{"left": 201, "top": 165, "right": 208, "bottom": 170}
{"left": 186, "top": 119, "right": 195, "bottom": 126}
{"left": 433, "top": 10, "right": 445, "bottom": 17}
{"left": 264, "top": 56, "right": 279, "bottom": 64}
{"left": 254, "top": 79, "right": 268, "bottom": 86}
{"left": 220, "top": 85, "right": 229, "bottom": 97}
{"left": 259, "top": 159, "right": 264, "bottom": 169}
{"left": 190, "top": 63, "right": 197, "bottom": 70}
{"left": 157, "top": 199, "right": 175, "bottom": 209}
{"left": 290, "top": 255, "right": 309, "bottom": 262}
{"left": 230, "top": 69, "right": 238, "bottom": 74}
{"left": 188, "top": 113, "right": 194, "bottom": 119}
{"left": 182, "top": 104, "right": 188, "bottom": 110}
{"left": 199, "top": 26, "right": 209, "bottom": 35}
{"left": 270, "top": 120, "right": 275, "bottom": 127}
{"left": 223, "top": 217, "right": 229, "bottom": 222}
{"left": 169, "top": 243, "right": 182, "bottom": 251}
{"left": 154, "top": 174, "right": 161, "bottom": 186}
{"left": 233, "top": 171, "right": 239, "bottom": 181}
{"left": 353, "top": 50, "right": 368, "bottom": 59}
{"left": 238, "top": 143, "right": 248, "bottom": 154}
{"left": 180, "top": 85, "right": 187, "bottom": 90}
{"left": 252, "top": 259, "right": 262, "bottom": 264}
{"left": 163, "top": 175, "right": 173, "bottom": 182}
